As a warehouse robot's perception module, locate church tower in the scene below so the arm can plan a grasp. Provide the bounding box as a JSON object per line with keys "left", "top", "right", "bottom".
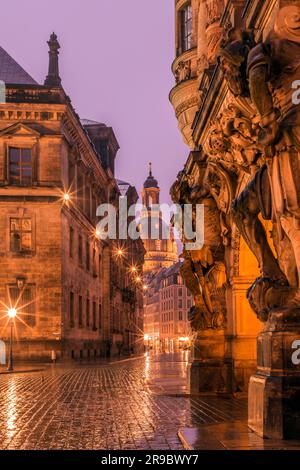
{"left": 141, "top": 164, "right": 178, "bottom": 276}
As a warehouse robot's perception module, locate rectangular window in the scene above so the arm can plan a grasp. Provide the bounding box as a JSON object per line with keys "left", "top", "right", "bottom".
{"left": 99, "top": 303, "right": 102, "bottom": 329}
{"left": 98, "top": 254, "right": 101, "bottom": 278}
{"left": 85, "top": 184, "right": 91, "bottom": 219}
{"left": 93, "top": 248, "right": 96, "bottom": 276}
{"left": 179, "top": 311, "right": 183, "bottom": 321}
{"left": 78, "top": 235, "right": 83, "bottom": 266}
{"left": 69, "top": 226, "right": 74, "bottom": 258}
{"left": 68, "top": 159, "right": 75, "bottom": 189}
{"left": 86, "top": 298, "right": 90, "bottom": 327}
{"left": 86, "top": 240, "right": 90, "bottom": 271}
{"left": 9, "top": 147, "right": 32, "bottom": 185}
{"left": 78, "top": 295, "right": 83, "bottom": 327}
{"left": 10, "top": 218, "right": 32, "bottom": 252}
{"left": 77, "top": 171, "right": 84, "bottom": 211}
{"left": 92, "top": 301, "right": 97, "bottom": 330}
{"left": 70, "top": 291, "right": 74, "bottom": 327}
{"left": 92, "top": 194, "right": 96, "bottom": 222}
{"left": 9, "top": 285, "right": 36, "bottom": 327}
{"left": 181, "top": 3, "right": 192, "bottom": 53}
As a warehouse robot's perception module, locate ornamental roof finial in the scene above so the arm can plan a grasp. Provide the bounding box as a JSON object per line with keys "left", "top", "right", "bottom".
{"left": 44, "top": 32, "right": 61, "bottom": 87}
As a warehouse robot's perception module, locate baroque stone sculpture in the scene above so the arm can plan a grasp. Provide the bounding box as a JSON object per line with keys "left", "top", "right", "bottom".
{"left": 220, "top": 4, "right": 300, "bottom": 438}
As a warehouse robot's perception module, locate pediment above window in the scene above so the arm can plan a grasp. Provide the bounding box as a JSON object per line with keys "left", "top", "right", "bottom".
{"left": 0, "top": 122, "right": 40, "bottom": 138}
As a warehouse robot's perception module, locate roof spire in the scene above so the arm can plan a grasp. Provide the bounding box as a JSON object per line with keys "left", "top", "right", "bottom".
{"left": 44, "top": 32, "right": 61, "bottom": 87}
{"left": 143, "top": 162, "right": 158, "bottom": 189}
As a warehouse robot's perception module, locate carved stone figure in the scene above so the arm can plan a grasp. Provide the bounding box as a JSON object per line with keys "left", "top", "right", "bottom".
{"left": 205, "top": 105, "right": 261, "bottom": 175}
{"left": 171, "top": 164, "right": 226, "bottom": 331}
{"left": 175, "top": 60, "right": 192, "bottom": 84}
{"left": 222, "top": 6, "right": 300, "bottom": 321}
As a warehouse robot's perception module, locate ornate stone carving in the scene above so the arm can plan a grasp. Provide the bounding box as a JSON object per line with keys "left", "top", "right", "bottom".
{"left": 182, "top": 251, "right": 227, "bottom": 331}
{"left": 171, "top": 165, "right": 227, "bottom": 331}
{"left": 226, "top": 5, "right": 300, "bottom": 321}
{"left": 205, "top": 104, "right": 261, "bottom": 175}
{"left": 219, "top": 28, "right": 255, "bottom": 98}
{"left": 175, "top": 60, "right": 192, "bottom": 84}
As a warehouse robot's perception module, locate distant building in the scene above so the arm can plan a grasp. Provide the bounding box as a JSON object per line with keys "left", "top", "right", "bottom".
{"left": 144, "top": 262, "right": 193, "bottom": 352}
{"left": 0, "top": 35, "right": 144, "bottom": 361}
{"left": 140, "top": 164, "right": 178, "bottom": 276}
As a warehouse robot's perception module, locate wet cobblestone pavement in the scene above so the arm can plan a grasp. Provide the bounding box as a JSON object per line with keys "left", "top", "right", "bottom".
{"left": 0, "top": 353, "right": 247, "bottom": 450}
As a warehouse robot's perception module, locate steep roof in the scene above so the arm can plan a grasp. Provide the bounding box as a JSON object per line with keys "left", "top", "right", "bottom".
{"left": 0, "top": 46, "right": 38, "bottom": 85}
{"left": 81, "top": 118, "right": 105, "bottom": 127}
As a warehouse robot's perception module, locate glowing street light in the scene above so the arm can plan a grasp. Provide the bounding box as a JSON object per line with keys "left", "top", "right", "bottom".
{"left": 63, "top": 193, "right": 70, "bottom": 202}
{"left": 130, "top": 266, "right": 137, "bottom": 273}
{"left": 7, "top": 308, "right": 16, "bottom": 372}
{"left": 143, "top": 285, "right": 148, "bottom": 291}
{"left": 136, "top": 276, "right": 141, "bottom": 283}
{"left": 8, "top": 308, "right": 17, "bottom": 319}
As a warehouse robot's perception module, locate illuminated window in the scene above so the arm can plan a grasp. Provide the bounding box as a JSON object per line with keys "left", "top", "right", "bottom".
{"left": 10, "top": 218, "right": 32, "bottom": 252}
{"left": 180, "top": 3, "right": 192, "bottom": 53}
{"left": 9, "top": 147, "right": 32, "bottom": 185}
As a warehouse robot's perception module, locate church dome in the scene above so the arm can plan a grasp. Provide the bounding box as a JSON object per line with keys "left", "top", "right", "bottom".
{"left": 143, "top": 162, "right": 158, "bottom": 189}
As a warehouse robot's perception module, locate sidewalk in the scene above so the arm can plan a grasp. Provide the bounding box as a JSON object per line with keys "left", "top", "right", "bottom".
{"left": 178, "top": 407, "right": 300, "bottom": 450}
{"left": 0, "top": 353, "right": 144, "bottom": 375}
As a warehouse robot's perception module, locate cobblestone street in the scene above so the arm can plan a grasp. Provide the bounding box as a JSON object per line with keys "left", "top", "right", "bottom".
{"left": 0, "top": 353, "right": 247, "bottom": 450}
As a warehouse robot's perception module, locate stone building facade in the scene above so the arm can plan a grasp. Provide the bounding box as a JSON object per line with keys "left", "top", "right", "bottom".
{"left": 144, "top": 262, "right": 193, "bottom": 352}
{"left": 0, "top": 35, "right": 144, "bottom": 361}
{"left": 171, "top": 0, "right": 300, "bottom": 439}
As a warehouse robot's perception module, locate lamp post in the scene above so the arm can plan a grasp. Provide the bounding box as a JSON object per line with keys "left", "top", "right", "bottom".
{"left": 7, "top": 308, "right": 16, "bottom": 372}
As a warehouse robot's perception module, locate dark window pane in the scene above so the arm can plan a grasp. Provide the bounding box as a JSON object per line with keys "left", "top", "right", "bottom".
{"left": 9, "top": 148, "right": 20, "bottom": 163}
{"left": 10, "top": 233, "right": 20, "bottom": 251}
{"left": 21, "top": 148, "right": 32, "bottom": 163}
{"left": 10, "top": 164, "right": 20, "bottom": 176}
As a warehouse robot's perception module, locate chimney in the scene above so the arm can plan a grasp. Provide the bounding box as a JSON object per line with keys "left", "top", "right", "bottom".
{"left": 44, "top": 32, "right": 61, "bottom": 87}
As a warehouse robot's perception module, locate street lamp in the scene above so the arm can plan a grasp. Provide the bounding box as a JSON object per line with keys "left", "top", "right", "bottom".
{"left": 7, "top": 308, "right": 16, "bottom": 372}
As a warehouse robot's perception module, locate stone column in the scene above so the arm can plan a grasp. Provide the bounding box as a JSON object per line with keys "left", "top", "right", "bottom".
{"left": 248, "top": 309, "right": 300, "bottom": 439}
{"left": 190, "top": 328, "right": 229, "bottom": 394}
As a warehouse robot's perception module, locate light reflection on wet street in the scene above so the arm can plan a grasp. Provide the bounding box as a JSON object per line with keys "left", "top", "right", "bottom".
{"left": 0, "top": 353, "right": 246, "bottom": 450}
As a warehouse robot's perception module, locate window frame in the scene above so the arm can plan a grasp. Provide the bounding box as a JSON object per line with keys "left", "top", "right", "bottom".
{"left": 8, "top": 146, "right": 33, "bottom": 186}
{"left": 10, "top": 217, "right": 33, "bottom": 253}
{"left": 180, "top": 2, "right": 192, "bottom": 53}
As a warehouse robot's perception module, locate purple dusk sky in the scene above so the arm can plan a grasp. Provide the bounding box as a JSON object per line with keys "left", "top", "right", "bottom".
{"left": 0, "top": 0, "right": 188, "bottom": 203}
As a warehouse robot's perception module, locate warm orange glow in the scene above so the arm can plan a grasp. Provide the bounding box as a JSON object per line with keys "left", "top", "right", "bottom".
{"left": 63, "top": 193, "right": 70, "bottom": 201}
{"left": 7, "top": 308, "right": 17, "bottom": 319}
